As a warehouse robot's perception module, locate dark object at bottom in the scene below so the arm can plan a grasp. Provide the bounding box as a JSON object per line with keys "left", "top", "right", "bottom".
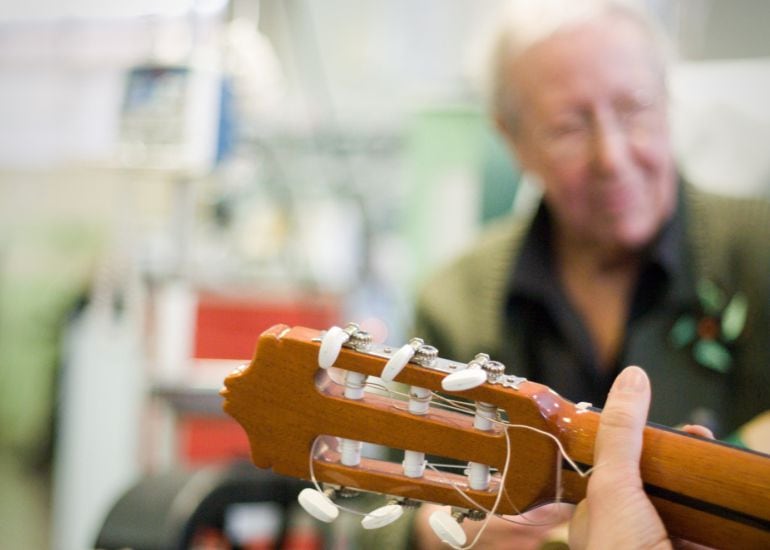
{"left": 95, "top": 461, "right": 311, "bottom": 550}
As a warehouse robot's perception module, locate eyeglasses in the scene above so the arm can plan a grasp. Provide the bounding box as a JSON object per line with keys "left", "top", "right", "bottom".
{"left": 530, "top": 92, "right": 666, "bottom": 164}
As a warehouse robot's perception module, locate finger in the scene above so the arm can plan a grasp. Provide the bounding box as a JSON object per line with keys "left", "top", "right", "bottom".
{"left": 680, "top": 424, "right": 714, "bottom": 440}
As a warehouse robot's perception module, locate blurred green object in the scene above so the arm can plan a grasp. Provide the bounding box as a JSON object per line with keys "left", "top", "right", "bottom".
{"left": 670, "top": 315, "right": 697, "bottom": 348}
{"left": 400, "top": 104, "right": 520, "bottom": 293}
{"left": 0, "top": 223, "right": 102, "bottom": 456}
{"left": 696, "top": 278, "right": 726, "bottom": 314}
{"left": 0, "top": 221, "right": 103, "bottom": 548}
{"left": 480, "top": 125, "right": 520, "bottom": 224}
{"left": 721, "top": 291, "right": 748, "bottom": 342}
{"left": 693, "top": 339, "right": 733, "bottom": 373}
{"left": 669, "top": 278, "right": 748, "bottom": 375}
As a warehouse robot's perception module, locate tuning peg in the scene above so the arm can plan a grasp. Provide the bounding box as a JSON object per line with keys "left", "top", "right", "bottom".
{"left": 297, "top": 487, "right": 339, "bottom": 523}
{"left": 381, "top": 337, "right": 438, "bottom": 382}
{"left": 319, "top": 326, "right": 347, "bottom": 369}
{"left": 428, "top": 509, "right": 467, "bottom": 547}
{"left": 319, "top": 323, "right": 373, "bottom": 369}
{"left": 381, "top": 338, "right": 420, "bottom": 381}
{"left": 441, "top": 353, "right": 501, "bottom": 392}
{"left": 361, "top": 503, "right": 404, "bottom": 529}
{"left": 442, "top": 367, "right": 487, "bottom": 392}
{"left": 319, "top": 326, "right": 350, "bottom": 369}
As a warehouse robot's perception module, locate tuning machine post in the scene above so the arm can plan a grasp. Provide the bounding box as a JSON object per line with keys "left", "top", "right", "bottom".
{"left": 443, "top": 354, "right": 506, "bottom": 491}
{"left": 317, "top": 323, "right": 375, "bottom": 466}
{"left": 378, "top": 336, "right": 439, "bottom": 479}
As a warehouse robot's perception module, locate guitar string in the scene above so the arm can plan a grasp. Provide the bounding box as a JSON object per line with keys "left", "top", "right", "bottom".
{"left": 306, "top": 377, "right": 594, "bottom": 549}
{"left": 426, "top": 391, "right": 594, "bottom": 478}
{"left": 406, "top": 398, "right": 580, "bottom": 549}
{"left": 420, "top": 423, "right": 573, "bottom": 528}
{"left": 371, "top": 380, "right": 594, "bottom": 534}
{"left": 368, "top": 382, "right": 594, "bottom": 480}
{"left": 363, "top": 378, "right": 594, "bottom": 518}
{"left": 419, "top": 420, "right": 569, "bottom": 548}
{"left": 304, "top": 401, "right": 525, "bottom": 534}
{"left": 306, "top": 425, "right": 569, "bottom": 549}
{"left": 304, "top": 415, "right": 515, "bottom": 549}
{"left": 453, "top": 421, "right": 514, "bottom": 550}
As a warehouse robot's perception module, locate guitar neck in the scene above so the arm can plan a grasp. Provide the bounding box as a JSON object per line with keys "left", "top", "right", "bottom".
{"left": 560, "top": 408, "right": 770, "bottom": 548}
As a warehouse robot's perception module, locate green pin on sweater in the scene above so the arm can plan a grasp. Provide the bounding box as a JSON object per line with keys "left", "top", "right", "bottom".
{"left": 670, "top": 279, "right": 748, "bottom": 374}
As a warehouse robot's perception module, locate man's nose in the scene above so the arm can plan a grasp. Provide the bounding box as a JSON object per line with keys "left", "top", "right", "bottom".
{"left": 590, "top": 114, "right": 630, "bottom": 175}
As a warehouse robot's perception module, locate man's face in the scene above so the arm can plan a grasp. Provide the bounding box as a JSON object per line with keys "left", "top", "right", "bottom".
{"left": 503, "top": 16, "right": 677, "bottom": 253}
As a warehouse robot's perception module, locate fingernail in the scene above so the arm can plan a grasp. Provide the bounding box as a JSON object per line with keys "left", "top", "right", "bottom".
{"left": 613, "top": 366, "right": 647, "bottom": 393}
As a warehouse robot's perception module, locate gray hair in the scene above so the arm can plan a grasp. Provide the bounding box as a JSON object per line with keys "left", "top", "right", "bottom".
{"left": 485, "top": 0, "right": 671, "bottom": 131}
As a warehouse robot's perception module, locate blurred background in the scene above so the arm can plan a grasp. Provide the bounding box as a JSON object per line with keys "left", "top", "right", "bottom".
{"left": 0, "top": 1, "right": 768, "bottom": 548}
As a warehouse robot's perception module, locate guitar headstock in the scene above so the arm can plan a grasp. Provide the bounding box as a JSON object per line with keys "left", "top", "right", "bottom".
{"left": 221, "top": 324, "right": 592, "bottom": 517}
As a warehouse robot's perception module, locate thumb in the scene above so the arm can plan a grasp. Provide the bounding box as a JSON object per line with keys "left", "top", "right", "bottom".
{"left": 569, "top": 365, "right": 650, "bottom": 550}
{"left": 581, "top": 366, "right": 669, "bottom": 548}
{"left": 593, "top": 365, "right": 651, "bottom": 474}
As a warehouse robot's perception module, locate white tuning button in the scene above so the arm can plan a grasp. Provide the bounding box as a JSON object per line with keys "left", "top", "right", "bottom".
{"left": 361, "top": 504, "right": 404, "bottom": 529}
{"left": 441, "top": 368, "right": 487, "bottom": 392}
{"left": 381, "top": 343, "right": 416, "bottom": 382}
{"left": 428, "top": 510, "right": 467, "bottom": 548}
{"left": 297, "top": 488, "right": 339, "bottom": 523}
{"left": 319, "top": 326, "right": 349, "bottom": 369}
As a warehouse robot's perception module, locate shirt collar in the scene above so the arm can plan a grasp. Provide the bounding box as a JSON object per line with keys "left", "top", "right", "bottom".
{"left": 507, "top": 182, "right": 695, "bottom": 310}
{"left": 507, "top": 200, "right": 558, "bottom": 303}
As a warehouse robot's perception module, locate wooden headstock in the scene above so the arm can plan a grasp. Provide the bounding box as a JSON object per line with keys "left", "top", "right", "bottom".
{"left": 220, "top": 324, "right": 580, "bottom": 514}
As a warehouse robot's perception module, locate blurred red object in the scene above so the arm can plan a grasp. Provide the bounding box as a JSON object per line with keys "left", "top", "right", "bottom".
{"left": 179, "top": 292, "right": 341, "bottom": 465}
{"left": 194, "top": 293, "right": 341, "bottom": 360}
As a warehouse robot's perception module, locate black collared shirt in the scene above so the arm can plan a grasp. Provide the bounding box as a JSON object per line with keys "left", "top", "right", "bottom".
{"left": 503, "top": 192, "right": 698, "bottom": 411}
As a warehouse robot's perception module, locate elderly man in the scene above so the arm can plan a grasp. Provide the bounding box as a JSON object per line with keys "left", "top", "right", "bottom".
{"left": 394, "top": 0, "right": 770, "bottom": 548}
{"left": 415, "top": 0, "right": 770, "bottom": 439}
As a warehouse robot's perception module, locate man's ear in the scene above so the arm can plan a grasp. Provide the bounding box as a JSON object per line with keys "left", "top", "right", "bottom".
{"left": 495, "top": 114, "right": 533, "bottom": 171}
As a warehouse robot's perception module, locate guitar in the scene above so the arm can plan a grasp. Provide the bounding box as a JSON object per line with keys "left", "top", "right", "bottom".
{"left": 221, "top": 324, "right": 770, "bottom": 549}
